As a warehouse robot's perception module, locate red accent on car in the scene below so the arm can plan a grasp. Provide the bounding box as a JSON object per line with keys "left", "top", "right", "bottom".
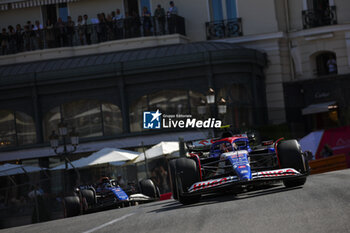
{"left": 274, "top": 137, "right": 284, "bottom": 168}
{"left": 262, "top": 140, "right": 274, "bottom": 146}
{"left": 190, "top": 153, "right": 203, "bottom": 181}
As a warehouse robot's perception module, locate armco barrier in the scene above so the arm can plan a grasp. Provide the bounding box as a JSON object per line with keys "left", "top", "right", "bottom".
{"left": 309, "top": 154, "right": 350, "bottom": 175}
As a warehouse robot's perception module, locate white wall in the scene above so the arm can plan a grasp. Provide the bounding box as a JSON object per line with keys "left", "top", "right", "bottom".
{"left": 237, "top": 0, "right": 279, "bottom": 36}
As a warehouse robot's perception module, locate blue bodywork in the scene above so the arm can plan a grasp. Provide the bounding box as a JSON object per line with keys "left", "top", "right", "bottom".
{"left": 110, "top": 187, "right": 129, "bottom": 201}
{"left": 96, "top": 183, "right": 129, "bottom": 201}
{"left": 210, "top": 137, "right": 253, "bottom": 180}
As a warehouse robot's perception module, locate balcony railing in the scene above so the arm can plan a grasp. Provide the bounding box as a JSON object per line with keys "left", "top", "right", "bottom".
{"left": 302, "top": 6, "right": 337, "bottom": 29}
{"left": 0, "top": 15, "right": 186, "bottom": 56}
{"left": 206, "top": 18, "right": 242, "bottom": 40}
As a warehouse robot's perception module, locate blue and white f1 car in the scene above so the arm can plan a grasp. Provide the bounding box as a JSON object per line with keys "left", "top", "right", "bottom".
{"left": 62, "top": 177, "right": 160, "bottom": 217}
{"left": 169, "top": 134, "right": 310, "bottom": 205}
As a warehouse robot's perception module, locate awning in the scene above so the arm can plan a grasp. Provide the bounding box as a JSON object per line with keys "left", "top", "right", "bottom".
{"left": 0, "top": 0, "right": 79, "bottom": 11}
{"left": 302, "top": 101, "right": 337, "bottom": 115}
{"left": 133, "top": 141, "right": 179, "bottom": 163}
{"left": 0, "top": 163, "right": 43, "bottom": 176}
{"left": 51, "top": 147, "right": 140, "bottom": 170}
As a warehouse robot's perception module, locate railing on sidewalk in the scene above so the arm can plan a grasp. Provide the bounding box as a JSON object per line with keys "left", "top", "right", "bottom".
{"left": 302, "top": 6, "right": 337, "bottom": 29}
{"left": 0, "top": 15, "right": 186, "bottom": 56}
{"left": 206, "top": 18, "right": 242, "bottom": 40}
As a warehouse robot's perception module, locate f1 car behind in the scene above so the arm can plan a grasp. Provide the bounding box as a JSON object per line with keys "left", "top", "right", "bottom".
{"left": 62, "top": 177, "right": 160, "bottom": 217}
{"left": 169, "top": 134, "right": 310, "bottom": 205}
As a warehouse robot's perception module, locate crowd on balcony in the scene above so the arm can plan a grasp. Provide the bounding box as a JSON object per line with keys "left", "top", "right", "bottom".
{"left": 0, "top": 1, "right": 182, "bottom": 56}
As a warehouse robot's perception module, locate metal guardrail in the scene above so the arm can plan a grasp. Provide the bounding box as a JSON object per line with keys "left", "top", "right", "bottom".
{"left": 0, "top": 15, "right": 186, "bottom": 56}
{"left": 302, "top": 6, "right": 337, "bottom": 29}
{"left": 205, "top": 18, "right": 242, "bottom": 40}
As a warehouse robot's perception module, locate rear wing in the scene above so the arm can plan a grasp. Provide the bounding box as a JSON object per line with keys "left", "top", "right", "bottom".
{"left": 186, "top": 138, "right": 218, "bottom": 152}
{"left": 186, "top": 134, "right": 248, "bottom": 152}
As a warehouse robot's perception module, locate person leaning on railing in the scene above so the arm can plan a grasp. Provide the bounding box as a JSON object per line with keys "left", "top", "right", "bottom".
{"left": 154, "top": 4, "right": 166, "bottom": 35}
{"left": 167, "top": 1, "right": 178, "bottom": 34}
{"left": 83, "top": 14, "right": 92, "bottom": 45}
{"left": 66, "top": 16, "right": 75, "bottom": 46}
{"left": 76, "top": 15, "right": 85, "bottom": 45}
{"left": 45, "top": 19, "right": 55, "bottom": 48}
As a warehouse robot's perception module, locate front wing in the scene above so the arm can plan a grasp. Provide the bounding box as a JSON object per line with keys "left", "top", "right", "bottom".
{"left": 186, "top": 168, "right": 304, "bottom": 195}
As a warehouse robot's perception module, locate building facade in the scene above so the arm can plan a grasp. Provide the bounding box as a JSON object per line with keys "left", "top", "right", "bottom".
{"left": 1, "top": 0, "right": 350, "bottom": 163}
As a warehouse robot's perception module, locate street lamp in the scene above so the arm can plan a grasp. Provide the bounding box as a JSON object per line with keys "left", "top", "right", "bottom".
{"left": 197, "top": 98, "right": 207, "bottom": 116}
{"left": 206, "top": 88, "right": 215, "bottom": 104}
{"left": 218, "top": 97, "right": 227, "bottom": 115}
{"left": 50, "top": 120, "right": 79, "bottom": 194}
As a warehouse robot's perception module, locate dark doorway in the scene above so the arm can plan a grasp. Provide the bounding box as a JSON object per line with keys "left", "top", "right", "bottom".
{"left": 124, "top": 0, "right": 139, "bottom": 16}
{"left": 42, "top": 4, "right": 57, "bottom": 25}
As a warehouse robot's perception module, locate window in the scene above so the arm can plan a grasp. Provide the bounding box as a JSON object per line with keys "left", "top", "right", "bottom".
{"left": 129, "top": 90, "right": 207, "bottom": 132}
{"left": 0, "top": 110, "right": 36, "bottom": 147}
{"left": 313, "top": 51, "right": 337, "bottom": 76}
{"left": 226, "top": 0, "right": 237, "bottom": 19}
{"left": 218, "top": 84, "right": 253, "bottom": 128}
{"left": 210, "top": 0, "right": 224, "bottom": 21}
{"left": 43, "top": 100, "right": 122, "bottom": 141}
{"left": 302, "top": 0, "right": 337, "bottom": 29}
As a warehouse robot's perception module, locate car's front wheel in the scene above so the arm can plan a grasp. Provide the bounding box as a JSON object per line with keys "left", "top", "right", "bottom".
{"left": 277, "top": 139, "right": 309, "bottom": 188}
{"left": 175, "top": 158, "right": 201, "bottom": 205}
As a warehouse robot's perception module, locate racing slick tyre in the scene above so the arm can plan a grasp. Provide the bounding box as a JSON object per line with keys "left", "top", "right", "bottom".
{"left": 63, "top": 196, "right": 80, "bottom": 218}
{"left": 277, "top": 139, "right": 309, "bottom": 188}
{"left": 175, "top": 158, "right": 201, "bottom": 205}
{"left": 81, "top": 188, "right": 96, "bottom": 207}
{"left": 169, "top": 159, "right": 178, "bottom": 200}
{"left": 139, "top": 179, "right": 158, "bottom": 199}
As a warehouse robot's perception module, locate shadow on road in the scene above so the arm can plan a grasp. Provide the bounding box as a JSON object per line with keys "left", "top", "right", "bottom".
{"left": 148, "top": 185, "right": 302, "bottom": 214}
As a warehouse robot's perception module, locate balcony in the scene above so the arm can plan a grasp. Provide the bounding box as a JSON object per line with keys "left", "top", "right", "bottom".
{"left": 206, "top": 18, "right": 242, "bottom": 40}
{"left": 302, "top": 6, "right": 337, "bottom": 29}
{"left": 0, "top": 15, "right": 186, "bottom": 57}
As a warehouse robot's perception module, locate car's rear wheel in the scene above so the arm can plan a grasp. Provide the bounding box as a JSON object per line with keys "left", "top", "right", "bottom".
{"left": 277, "top": 139, "right": 309, "bottom": 188}
{"left": 63, "top": 196, "right": 80, "bottom": 218}
{"left": 81, "top": 188, "right": 96, "bottom": 208}
{"left": 175, "top": 158, "right": 201, "bottom": 205}
{"left": 139, "top": 179, "right": 158, "bottom": 198}
{"left": 169, "top": 159, "right": 178, "bottom": 200}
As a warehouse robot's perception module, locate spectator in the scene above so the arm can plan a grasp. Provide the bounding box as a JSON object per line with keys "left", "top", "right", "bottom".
{"left": 327, "top": 56, "right": 337, "bottom": 74}
{"left": 22, "top": 24, "right": 31, "bottom": 51}
{"left": 8, "top": 25, "right": 16, "bottom": 53}
{"left": 15, "top": 24, "right": 23, "bottom": 52}
{"left": 33, "top": 20, "right": 43, "bottom": 49}
{"left": 168, "top": 1, "right": 178, "bottom": 15}
{"left": 114, "top": 8, "right": 124, "bottom": 20}
{"left": 45, "top": 19, "right": 55, "bottom": 48}
{"left": 142, "top": 6, "right": 152, "bottom": 36}
{"left": 116, "top": 174, "right": 126, "bottom": 188}
{"left": 113, "top": 9, "right": 124, "bottom": 39}
{"left": 83, "top": 14, "right": 92, "bottom": 45}
{"left": 167, "top": 1, "right": 178, "bottom": 34}
{"left": 106, "top": 14, "right": 114, "bottom": 40}
{"left": 154, "top": 4, "right": 166, "bottom": 35}
{"left": 66, "top": 16, "right": 75, "bottom": 46}
{"left": 55, "top": 17, "right": 66, "bottom": 47}
{"left": 26, "top": 21, "right": 35, "bottom": 50}
{"left": 76, "top": 15, "right": 85, "bottom": 45}
{"left": 1, "top": 28, "right": 9, "bottom": 55}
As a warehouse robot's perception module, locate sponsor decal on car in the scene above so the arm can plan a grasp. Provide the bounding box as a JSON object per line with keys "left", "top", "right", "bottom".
{"left": 253, "top": 168, "right": 300, "bottom": 178}
{"left": 189, "top": 176, "right": 239, "bottom": 192}
{"left": 188, "top": 168, "right": 301, "bottom": 193}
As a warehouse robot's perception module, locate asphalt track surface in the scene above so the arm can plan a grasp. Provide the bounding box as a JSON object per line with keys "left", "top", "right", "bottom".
{"left": 2, "top": 169, "right": 350, "bottom": 233}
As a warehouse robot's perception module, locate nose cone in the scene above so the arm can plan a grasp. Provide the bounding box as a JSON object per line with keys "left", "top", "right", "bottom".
{"left": 234, "top": 164, "right": 252, "bottom": 180}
